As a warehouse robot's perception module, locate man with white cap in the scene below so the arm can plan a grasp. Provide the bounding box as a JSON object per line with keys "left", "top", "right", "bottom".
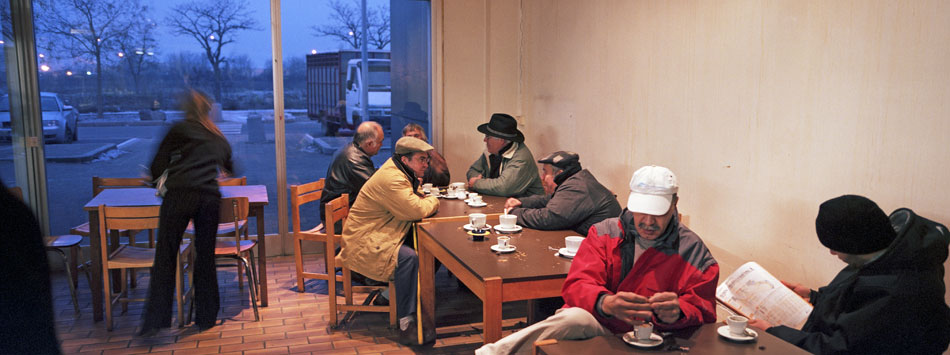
{"left": 476, "top": 165, "right": 719, "bottom": 355}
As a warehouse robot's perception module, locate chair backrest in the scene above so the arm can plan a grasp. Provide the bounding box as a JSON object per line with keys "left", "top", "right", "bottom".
{"left": 219, "top": 197, "right": 250, "bottom": 254}
{"left": 93, "top": 176, "right": 149, "bottom": 196}
{"left": 324, "top": 194, "right": 349, "bottom": 271}
{"left": 97, "top": 204, "right": 161, "bottom": 260}
{"left": 217, "top": 176, "right": 247, "bottom": 186}
{"left": 7, "top": 186, "right": 22, "bottom": 201}
{"left": 290, "top": 179, "right": 325, "bottom": 235}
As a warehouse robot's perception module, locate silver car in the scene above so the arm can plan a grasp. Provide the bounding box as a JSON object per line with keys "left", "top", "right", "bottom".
{"left": 0, "top": 92, "right": 80, "bottom": 144}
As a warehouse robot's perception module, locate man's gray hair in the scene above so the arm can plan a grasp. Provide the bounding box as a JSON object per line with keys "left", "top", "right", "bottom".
{"left": 353, "top": 121, "right": 382, "bottom": 144}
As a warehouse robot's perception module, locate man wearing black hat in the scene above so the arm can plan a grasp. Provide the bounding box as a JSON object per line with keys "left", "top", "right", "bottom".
{"left": 466, "top": 113, "right": 544, "bottom": 197}
{"left": 750, "top": 195, "right": 950, "bottom": 354}
{"left": 504, "top": 151, "right": 622, "bottom": 235}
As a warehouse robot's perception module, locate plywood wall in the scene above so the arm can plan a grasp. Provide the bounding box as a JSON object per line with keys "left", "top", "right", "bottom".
{"left": 436, "top": 0, "right": 950, "bottom": 302}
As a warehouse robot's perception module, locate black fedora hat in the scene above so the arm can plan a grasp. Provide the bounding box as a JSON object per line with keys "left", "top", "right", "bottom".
{"left": 477, "top": 113, "right": 524, "bottom": 143}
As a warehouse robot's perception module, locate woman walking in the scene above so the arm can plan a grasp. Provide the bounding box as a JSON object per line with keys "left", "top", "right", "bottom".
{"left": 140, "top": 90, "right": 233, "bottom": 335}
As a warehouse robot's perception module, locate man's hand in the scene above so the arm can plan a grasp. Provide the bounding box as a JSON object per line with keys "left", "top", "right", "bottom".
{"left": 649, "top": 292, "right": 681, "bottom": 324}
{"left": 601, "top": 292, "right": 653, "bottom": 326}
{"left": 748, "top": 318, "right": 772, "bottom": 330}
{"left": 781, "top": 280, "right": 811, "bottom": 302}
{"left": 504, "top": 198, "right": 522, "bottom": 209}
{"left": 468, "top": 174, "right": 482, "bottom": 188}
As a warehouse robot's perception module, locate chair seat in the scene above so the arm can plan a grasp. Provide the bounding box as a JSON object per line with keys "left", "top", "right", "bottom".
{"left": 108, "top": 244, "right": 190, "bottom": 269}
{"left": 214, "top": 240, "right": 257, "bottom": 255}
{"left": 71, "top": 222, "right": 132, "bottom": 236}
{"left": 45, "top": 234, "right": 83, "bottom": 248}
{"left": 185, "top": 220, "right": 247, "bottom": 237}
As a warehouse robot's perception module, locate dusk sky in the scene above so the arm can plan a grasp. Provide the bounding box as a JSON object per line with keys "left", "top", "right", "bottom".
{"left": 151, "top": 0, "right": 390, "bottom": 67}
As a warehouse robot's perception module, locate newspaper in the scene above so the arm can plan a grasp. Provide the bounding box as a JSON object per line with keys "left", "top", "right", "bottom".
{"left": 716, "top": 261, "right": 813, "bottom": 329}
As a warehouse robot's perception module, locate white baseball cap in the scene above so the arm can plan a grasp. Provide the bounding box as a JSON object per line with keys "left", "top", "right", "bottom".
{"left": 627, "top": 165, "right": 678, "bottom": 216}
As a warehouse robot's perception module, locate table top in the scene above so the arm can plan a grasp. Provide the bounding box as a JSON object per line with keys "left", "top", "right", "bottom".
{"left": 425, "top": 194, "right": 507, "bottom": 220}
{"left": 83, "top": 185, "right": 269, "bottom": 210}
{"left": 418, "top": 221, "right": 575, "bottom": 282}
{"left": 536, "top": 323, "right": 809, "bottom": 355}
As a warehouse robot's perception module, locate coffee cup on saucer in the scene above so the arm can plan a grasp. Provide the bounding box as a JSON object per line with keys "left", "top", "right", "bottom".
{"left": 727, "top": 315, "right": 748, "bottom": 336}
{"left": 468, "top": 213, "right": 487, "bottom": 230}
{"left": 634, "top": 322, "right": 653, "bottom": 341}
{"left": 422, "top": 183, "right": 433, "bottom": 194}
{"left": 499, "top": 214, "right": 517, "bottom": 229}
{"left": 496, "top": 235, "right": 510, "bottom": 249}
{"left": 565, "top": 236, "right": 584, "bottom": 254}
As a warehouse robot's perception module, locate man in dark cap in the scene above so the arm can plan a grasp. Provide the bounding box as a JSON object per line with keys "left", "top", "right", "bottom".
{"left": 750, "top": 195, "right": 950, "bottom": 354}
{"left": 504, "top": 151, "right": 621, "bottom": 235}
{"left": 466, "top": 113, "right": 544, "bottom": 197}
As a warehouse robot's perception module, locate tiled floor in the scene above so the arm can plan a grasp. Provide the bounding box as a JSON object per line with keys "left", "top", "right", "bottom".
{"left": 50, "top": 254, "right": 532, "bottom": 354}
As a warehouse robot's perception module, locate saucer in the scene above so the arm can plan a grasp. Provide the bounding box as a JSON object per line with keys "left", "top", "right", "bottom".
{"left": 463, "top": 223, "right": 493, "bottom": 231}
{"left": 490, "top": 244, "right": 516, "bottom": 253}
{"left": 557, "top": 247, "right": 577, "bottom": 258}
{"left": 621, "top": 332, "right": 663, "bottom": 348}
{"left": 493, "top": 224, "right": 523, "bottom": 233}
{"left": 717, "top": 325, "right": 758, "bottom": 342}
{"left": 467, "top": 201, "right": 488, "bottom": 207}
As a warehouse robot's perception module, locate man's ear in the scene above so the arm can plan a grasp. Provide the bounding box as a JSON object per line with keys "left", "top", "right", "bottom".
{"left": 400, "top": 155, "right": 411, "bottom": 166}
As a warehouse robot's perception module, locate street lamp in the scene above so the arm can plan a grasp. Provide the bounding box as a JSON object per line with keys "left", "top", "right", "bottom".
{"left": 311, "top": 49, "right": 317, "bottom": 55}
{"left": 117, "top": 52, "right": 125, "bottom": 58}
{"left": 40, "top": 64, "right": 50, "bottom": 72}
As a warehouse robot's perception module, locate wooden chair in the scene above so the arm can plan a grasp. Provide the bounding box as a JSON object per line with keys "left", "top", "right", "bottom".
{"left": 205, "top": 197, "right": 260, "bottom": 321}
{"left": 217, "top": 176, "right": 247, "bottom": 186}
{"left": 184, "top": 176, "right": 251, "bottom": 288}
{"left": 290, "top": 179, "right": 344, "bottom": 292}
{"left": 97, "top": 204, "right": 192, "bottom": 330}
{"left": 73, "top": 177, "right": 154, "bottom": 246}
{"left": 9, "top": 186, "right": 87, "bottom": 314}
{"left": 325, "top": 194, "right": 398, "bottom": 330}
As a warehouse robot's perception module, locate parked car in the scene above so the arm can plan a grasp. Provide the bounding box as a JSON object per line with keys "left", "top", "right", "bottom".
{"left": 0, "top": 92, "right": 79, "bottom": 144}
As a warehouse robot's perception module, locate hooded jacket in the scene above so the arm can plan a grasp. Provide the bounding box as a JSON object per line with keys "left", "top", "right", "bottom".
{"left": 768, "top": 208, "right": 950, "bottom": 354}
{"left": 337, "top": 157, "right": 439, "bottom": 281}
{"left": 562, "top": 212, "right": 719, "bottom": 334}
{"left": 466, "top": 142, "right": 544, "bottom": 197}
{"left": 511, "top": 169, "right": 622, "bottom": 235}
{"left": 321, "top": 142, "right": 376, "bottom": 223}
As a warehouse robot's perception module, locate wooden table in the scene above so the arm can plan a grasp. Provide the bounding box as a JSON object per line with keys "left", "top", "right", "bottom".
{"left": 535, "top": 323, "right": 809, "bottom": 354}
{"left": 423, "top": 194, "right": 508, "bottom": 221}
{"left": 417, "top": 220, "right": 574, "bottom": 343}
{"left": 83, "top": 185, "right": 270, "bottom": 322}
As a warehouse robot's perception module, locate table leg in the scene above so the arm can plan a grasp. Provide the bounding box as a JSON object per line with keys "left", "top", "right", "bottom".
{"left": 88, "top": 210, "right": 103, "bottom": 322}
{"left": 254, "top": 206, "right": 268, "bottom": 307}
{"left": 418, "top": 228, "right": 437, "bottom": 343}
{"left": 484, "top": 277, "right": 503, "bottom": 343}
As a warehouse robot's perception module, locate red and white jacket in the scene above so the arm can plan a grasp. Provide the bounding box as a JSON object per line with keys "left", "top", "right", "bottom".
{"left": 561, "top": 213, "right": 719, "bottom": 334}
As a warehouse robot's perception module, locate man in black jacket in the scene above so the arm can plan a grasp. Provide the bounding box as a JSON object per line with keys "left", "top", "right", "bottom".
{"left": 750, "top": 195, "right": 950, "bottom": 354}
{"left": 320, "top": 121, "right": 383, "bottom": 227}
{"left": 504, "top": 151, "right": 622, "bottom": 235}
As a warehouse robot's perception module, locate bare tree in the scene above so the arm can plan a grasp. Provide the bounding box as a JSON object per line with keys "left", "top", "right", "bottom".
{"left": 166, "top": 0, "right": 258, "bottom": 101}
{"left": 35, "top": 0, "right": 141, "bottom": 118}
{"left": 116, "top": 14, "right": 158, "bottom": 95}
{"left": 312, "top": 0, "right": 390, "bottom": 50}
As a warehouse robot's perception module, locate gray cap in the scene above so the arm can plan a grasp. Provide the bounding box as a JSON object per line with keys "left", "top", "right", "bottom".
{"left": 394, "top": 136, "right": 434, "bottom": 155}
{"left": 537, "top": 151, "right": 580, "bottom": 170}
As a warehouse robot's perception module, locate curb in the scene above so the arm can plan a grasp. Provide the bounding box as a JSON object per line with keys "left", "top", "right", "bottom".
{"left": 50, "top": 143, "right": 117, "bottom": 163}
{"left": 79, "top": 120, "right": 168, "bottom": 127}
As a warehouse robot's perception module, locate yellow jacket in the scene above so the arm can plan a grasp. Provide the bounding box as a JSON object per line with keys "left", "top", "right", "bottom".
{"left": 337, "top": 158, "right": 440, "bottom": 281}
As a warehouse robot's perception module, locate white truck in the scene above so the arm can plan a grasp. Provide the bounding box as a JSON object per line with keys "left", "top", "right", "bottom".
{"left": 306, "top": 51, "right": 391, "bottom": 136}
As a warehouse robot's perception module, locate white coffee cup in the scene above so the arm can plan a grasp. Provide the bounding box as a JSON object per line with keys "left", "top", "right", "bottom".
{"left": 496, "top": 235, "right": 510, "bottom": 249}
{"left": 468, "top": 192, "right": 479, "bottom": 200}
{"left": 422, "top": 183, "right": 433, "bottom": 194}
{"left": 727, "top": 315, "right": 749, "bottom": 336}
{"left": 634, "top": 322, "right": 653, "bottom": 341}
{"left": 469, "top": 213, "right": 487, "bottom": 229}
{"left": 565, "top": 236, "right": 584, "bottom": 253}
{"left": 450, "top": 182, "right": 466, "bottom": 190}
{"left": 499, "top": 214, "right": 517, "bottom": 228}
{"left": 456, "top": 190, "right": 468, "bottom": 199}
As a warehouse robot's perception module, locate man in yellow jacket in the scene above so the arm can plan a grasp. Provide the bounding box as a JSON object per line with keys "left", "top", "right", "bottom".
{"left": 338, "top": 136, "right": 440, "bottom": 343}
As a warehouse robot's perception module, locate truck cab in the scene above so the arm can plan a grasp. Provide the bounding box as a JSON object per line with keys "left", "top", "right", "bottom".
{"left": 345, "top": 58, "right": 391, "bottom": 129}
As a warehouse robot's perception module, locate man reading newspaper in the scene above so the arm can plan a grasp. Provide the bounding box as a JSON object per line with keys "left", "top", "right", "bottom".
{"left": 749, "top": 195, "right": 950, "bottom": 354}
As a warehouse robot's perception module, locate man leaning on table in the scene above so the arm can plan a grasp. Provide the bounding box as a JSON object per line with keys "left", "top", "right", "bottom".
{"left": 748, "top": 195, "right": 950, "bottom": 354}
{"left": 504, "top": 151, "right": 622, "bottom": 235}
{"left": 477, "top": 165, "right": 719, "bottom": 355}
{"left": 466, "top": 113, "right": 544, "bottom": 197}
{"left": 337, "top": 136, "right": 439, "bottom": 345}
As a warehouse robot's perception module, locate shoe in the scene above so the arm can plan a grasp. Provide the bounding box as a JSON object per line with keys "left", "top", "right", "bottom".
{"left": 372, "top": 295, "right": 389, "bottom": 306}
{"left": 196, "top": 322, "right": 215, "bottom": 332}
{"left": 137, "top": 327, "right": 160, "bottom": 337}
{"left": 398, "top": 321, "right": 437, "bottom": 346}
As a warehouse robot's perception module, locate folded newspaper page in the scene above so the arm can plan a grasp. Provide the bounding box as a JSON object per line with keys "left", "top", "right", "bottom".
{"left": 716, "top": 261, "right": 813, "bottom": 329}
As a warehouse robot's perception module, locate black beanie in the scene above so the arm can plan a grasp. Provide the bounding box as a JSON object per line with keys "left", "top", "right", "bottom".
{"left": 815, "top": 195, "right": 896, "bottom": 254}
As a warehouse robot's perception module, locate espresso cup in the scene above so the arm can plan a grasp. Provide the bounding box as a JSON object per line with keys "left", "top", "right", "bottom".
{"left": 634, "top": 322, "right": 653, "bottom": 341}
{"left": 496, "top": 236, "right": 510, "bottom": 249}
{"left": 471, "top": 195, "right": 483, "bottom": 204}
{"left": 469, "top": 213, "right": 487, "bottom": 229}
{"left": 499, "top": 214, "right": 517, "bottom": 228}
{"left": 456, "top": 190, "right": 468, "bottom": 199}
{"left": 727, "top": 315, "right": 749, "bottom": 336}
{"left": 422, "top": 183, "right": 433, "bottom": 194}
{"left": 450, "top": 182, "right": 466, "bottom": 190}
{"left": 565, "top": 236, "right": 584, "bottom": 253}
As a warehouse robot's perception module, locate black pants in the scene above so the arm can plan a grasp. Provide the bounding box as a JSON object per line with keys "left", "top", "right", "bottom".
{"left": 142, "top": 189, "right": 221, "bottom": 329}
